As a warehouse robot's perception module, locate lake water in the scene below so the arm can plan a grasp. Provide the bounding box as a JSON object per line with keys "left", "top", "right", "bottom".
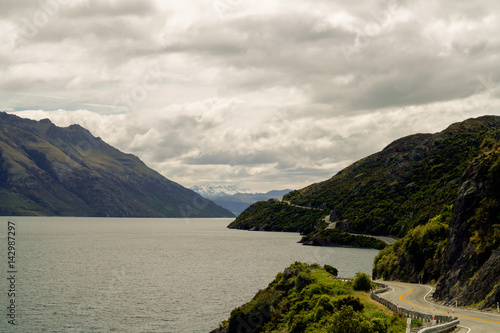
{"left": 0, "top": 217, "right": 379, "bottom": 333}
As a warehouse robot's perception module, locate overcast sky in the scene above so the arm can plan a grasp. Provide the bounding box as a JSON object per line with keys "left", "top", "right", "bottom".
{"left": 2, "top": 0, "right": 500, "bottom": 192}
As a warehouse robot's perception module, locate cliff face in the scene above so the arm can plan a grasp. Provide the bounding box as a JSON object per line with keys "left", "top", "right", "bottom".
{"left": 0, "top": 112, "right": 234, "bottom": 217}
{"left": 433, "top": 150, "right": 500, "bottom": 308}
{"left": 374, "top": 147, "right": 500, "bottom": 308}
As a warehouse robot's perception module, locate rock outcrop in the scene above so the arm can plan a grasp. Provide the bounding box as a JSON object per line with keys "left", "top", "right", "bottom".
{"left": 434, "top": 151, "right": 500, "bottom": 308}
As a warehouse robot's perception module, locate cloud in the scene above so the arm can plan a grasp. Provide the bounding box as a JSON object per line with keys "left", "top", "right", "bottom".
{"left": 3, "top": 0, "right": 500, "bottom": 191}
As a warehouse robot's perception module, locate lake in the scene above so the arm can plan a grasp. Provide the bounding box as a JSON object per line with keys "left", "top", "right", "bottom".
{"left": 0, "top": 217, "right": 379, "bottom": 332}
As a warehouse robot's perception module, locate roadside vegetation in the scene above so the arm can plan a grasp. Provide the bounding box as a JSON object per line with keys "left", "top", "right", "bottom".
{"left": 372, "top": 206, "right": 451, "bottom": 283}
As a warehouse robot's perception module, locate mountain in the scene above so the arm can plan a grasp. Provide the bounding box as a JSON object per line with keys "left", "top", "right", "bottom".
{"left": 283, "top": 115, "right": 500, "bottom": 237}
{"left": 374, "top": 136, "right": 500, "bottom": 308}
{"left": 191, "top": 184, "right": 291, "bottom": 215}
{"left": 433, "top": 148, "right": 500, "bottom": 308}
{"left": 190, "top": 183, "right": 251, "bottom": 197}
{"left": 233, "top": 116, "right": 500, "bottom": 239}
{"left": 212, "top": 190, "right": 292, "bottom": 215}
{"left": 0, "top": 112, "right": 234, "bottom": 217}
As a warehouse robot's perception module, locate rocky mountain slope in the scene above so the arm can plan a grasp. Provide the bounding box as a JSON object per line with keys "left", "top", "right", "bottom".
{"left": 433, "top": 144, "right": 500, "bottom": 308}
{"left": 284, "top": 116, "right": 500, "bottom": 237}
{"left": 0, "top": 112, "right": 234, "bottom": 217}
{"left": 232, "top": 116, "right": 500, "bottom": 238}
{"left": 373, "top": 139, "right": 500, "bottom": 308}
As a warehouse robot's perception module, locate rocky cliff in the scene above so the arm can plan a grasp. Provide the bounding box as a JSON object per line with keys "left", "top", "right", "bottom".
{"left": 373, "top": 129, "right": 500, "bottom": 308}
{"left": 433, "top": 148, "right": 500, "bottom": 308}
{"left": 0, "top": 112, "right": 234, "bottom": 217}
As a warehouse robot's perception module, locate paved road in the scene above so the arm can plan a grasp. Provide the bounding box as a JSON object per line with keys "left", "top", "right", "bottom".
{"left": 345, "top": 232, "right": 397, "bottom": 245}
{"left": 377, "top": 281, "right": 500, "bottom": 333}
{"left": 325, "top": 221, "right": 397, "bottom": 245}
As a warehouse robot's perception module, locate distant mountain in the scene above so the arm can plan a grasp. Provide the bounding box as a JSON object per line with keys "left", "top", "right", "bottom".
{"left": 0, "top": 112, "right": 234, "bottom": 217}
{"left": 191, "top": 184, "right": 291, "bottom": 215}
{"left": 190, "top": 183, "right": 251, "bottom": 197}
{"left": 210, "top": 190, "right": 292, "bottom": 215}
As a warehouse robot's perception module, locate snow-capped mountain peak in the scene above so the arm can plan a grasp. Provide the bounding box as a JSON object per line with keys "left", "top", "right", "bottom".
{"left": 190, "top": 183, "right": 251, "bottom": 197}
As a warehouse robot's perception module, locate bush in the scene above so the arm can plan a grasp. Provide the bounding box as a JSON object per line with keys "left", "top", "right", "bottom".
{"left": 295, "top": 272, "right": 314, "bottom": 291}
{"left": 324, "top": 264, "right": 338, "bottom": 276}
{"left": 336, "top": 289, "right": 347, "bottom": 295}
{"left": 353, "top": 272, "right": 373, "bottom": 291}
{"left": 325, "top": 305, "right": 376, "bottom": 333}
{"left": 337, "top": 296, "right": 364, "bottom": 312}
{"left": 371, "top": 317, "right": 387, "bottom": 333}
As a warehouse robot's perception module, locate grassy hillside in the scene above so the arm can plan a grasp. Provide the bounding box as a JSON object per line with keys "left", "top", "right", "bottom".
{"left": 228, "top": 199, "right": 330, "bottom": 234}
{"left": 212, "top": 262, "right": 408, "bottom": 333}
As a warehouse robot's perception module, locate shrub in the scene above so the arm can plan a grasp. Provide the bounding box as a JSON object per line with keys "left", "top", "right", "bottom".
{"left": 325, "top": 305, "right": 375, "bottom": 333}
{"left": 371, "top": 317, "right": 387, "bottom": 333}
{"left": 324, "top": 264, "right": 338, "bottom": 276}
{"left": 337, "top": 296, "right": 364, "bottom": 312}
{"left": 295, "top": 272, "right": 314, "bottom": 291}
{"left": 353, "top": 272, "right": 373, "bottom": 291}
{"left": 336, "top": 289, "right": 347, "bottom": 295}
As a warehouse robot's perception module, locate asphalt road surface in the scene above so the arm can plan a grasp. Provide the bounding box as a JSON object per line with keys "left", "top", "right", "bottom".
{"left": 376, "top": 281, "right": 500, "bottom": 333}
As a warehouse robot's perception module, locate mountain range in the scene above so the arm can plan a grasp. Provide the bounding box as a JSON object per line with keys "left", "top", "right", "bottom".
{"left": 190, "top": 183, "right": 251, "bottom": 197}
{"left": 191, "top": 183, "right": 291, "bottom": 215}
{"left": 0, "top": 112, "right": 234, "bottom": 217}
{"left": 231, "top": 115, "right": 500, "bottom": 308}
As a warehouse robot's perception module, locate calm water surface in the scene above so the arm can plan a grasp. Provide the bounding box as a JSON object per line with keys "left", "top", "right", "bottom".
{"left": 0, "top": 217, "right": 379, "bottom": 333}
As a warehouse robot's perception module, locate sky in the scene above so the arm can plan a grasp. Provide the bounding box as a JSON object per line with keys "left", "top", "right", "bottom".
{"left": 1, "top": 0, "right": 500, "bottom": 192}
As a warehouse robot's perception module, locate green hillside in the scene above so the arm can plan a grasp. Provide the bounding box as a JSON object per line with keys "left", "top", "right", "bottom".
{"left": 211, "top": 262, "right": 407, "bottom": 333}
{"left": 284, "top": 116, "right": 500, "bottom": 237}
{"left": 228, "top": 199, "right": 330, "bottom": 234}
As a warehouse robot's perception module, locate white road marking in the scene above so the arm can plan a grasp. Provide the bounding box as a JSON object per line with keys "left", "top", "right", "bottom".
{"left": 423, "top": 285, "right": 434, "bottom": 304}
{"left": 458, "top": 325, "right": 472, "bottom": 333}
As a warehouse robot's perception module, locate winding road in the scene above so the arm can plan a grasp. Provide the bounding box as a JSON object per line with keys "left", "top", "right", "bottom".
{"left": 283, "top": 201, "right": 398, "bottom": 245}
{"left": 376, "top": 281, "right": 500, "bottom": 333}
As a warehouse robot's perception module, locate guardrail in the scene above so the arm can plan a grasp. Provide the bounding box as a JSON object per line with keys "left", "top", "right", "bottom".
{"left": 416, "top": 318, "right": 460, "bottom": 333}
{"left": 370, "top": 283, "right": 459, "bottom": 333}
